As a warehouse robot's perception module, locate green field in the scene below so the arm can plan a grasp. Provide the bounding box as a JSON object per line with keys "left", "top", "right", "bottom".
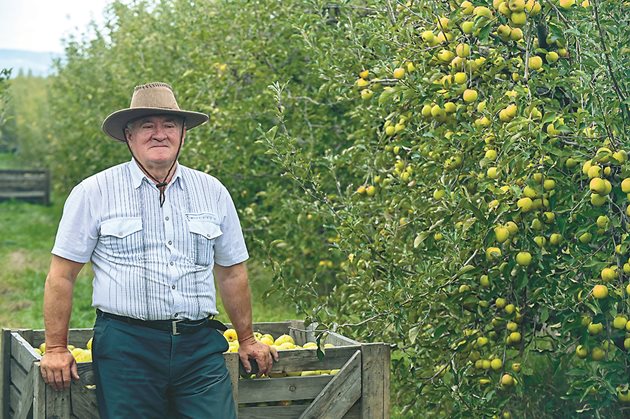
{"left": 0, "top": 192, "right": 299, "bottom": 330}
{"left": 0, "top": 152, "right": 20, "bottom": 169}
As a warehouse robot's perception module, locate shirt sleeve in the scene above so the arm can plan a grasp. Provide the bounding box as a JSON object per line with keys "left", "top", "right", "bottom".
{"left": 51, "top": 183, "right": 99, "bottom": 263}
{"left": 213, "top": 185, "right": 249, "bottom": 267}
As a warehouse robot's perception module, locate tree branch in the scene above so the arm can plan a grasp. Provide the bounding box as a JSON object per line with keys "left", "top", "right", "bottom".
{"left": 591, "top": 0, "right": 627, "bottom": 107}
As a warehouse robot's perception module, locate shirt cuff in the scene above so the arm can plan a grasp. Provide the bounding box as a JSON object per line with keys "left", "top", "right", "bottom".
{"left": 51, "top": 247, "right": 91, "bottom": 264}
{"left": 214, "top": 251, "right": 249, "bottom": 267}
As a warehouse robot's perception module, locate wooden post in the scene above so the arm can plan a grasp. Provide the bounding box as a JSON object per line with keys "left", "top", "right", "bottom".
{"left": 43, "top": 169, "right": 51, "bottom": 205}
{"left": 360, "top": 343, "right": 390, "bottom": 418}
{"left": 12, "top": 366, "right": 35, "bottom": 419}
{"left": 1, "top": 329, "right": 12, "bottom": 419}
{"left": 224, "top": 353, "right": 239, "bottom": 415}
{"left": 289, "top": 320, "right": 306, "bottom": 345}
{"left": 33, "top": 364, "right": 46, "bottom": 419}
{"left": 45, "top": 386, "right": 71, "bottom": 419}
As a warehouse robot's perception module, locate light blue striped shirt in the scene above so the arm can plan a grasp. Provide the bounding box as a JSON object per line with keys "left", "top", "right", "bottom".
{"left": 52, "top": 159, "right": 249, "bottom": 320}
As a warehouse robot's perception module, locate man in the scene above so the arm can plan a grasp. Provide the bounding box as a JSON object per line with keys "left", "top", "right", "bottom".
{"left": 40, "top": 82, "right": 277, "bottom": 418}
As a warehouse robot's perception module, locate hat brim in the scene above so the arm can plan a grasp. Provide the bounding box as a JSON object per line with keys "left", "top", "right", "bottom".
{"left": 102, "top": 108, "right": 209, "bottom": 142}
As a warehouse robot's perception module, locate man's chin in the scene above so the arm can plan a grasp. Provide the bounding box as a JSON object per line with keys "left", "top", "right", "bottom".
{"left": 147, "top": 151, "right": 176, "bottom": 161}
{"left": 141, "top": 157, "right": 177, "bottom": 169}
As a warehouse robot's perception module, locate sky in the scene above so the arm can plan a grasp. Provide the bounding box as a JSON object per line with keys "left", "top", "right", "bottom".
{"left": 0, "top": 0, "right": 114, "bottom": 53}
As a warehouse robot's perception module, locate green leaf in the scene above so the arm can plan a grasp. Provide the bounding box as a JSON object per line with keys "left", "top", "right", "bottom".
{"left": 540, "top": 307, "right": 549, "bottom": 323}
{"left": 456, "top": 265, "right": 475, "bottom": 276}
{"left": 414, "top": 232, "right": 429, "bottom": 248}
{"left": 459, "top": 195, "right": 487, "bottom": 225}
{"left": 542, "top": 112, "right": 558, "bottom": 124}
{"left": 408, "top": 325, "right": 420, "bottom": 344}
{"left": 477, "top": 22, "right": 493, "bottom": 42}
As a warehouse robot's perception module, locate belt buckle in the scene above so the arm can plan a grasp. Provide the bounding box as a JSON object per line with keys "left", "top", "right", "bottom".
{"left": 171, "top": 319, "right": 183, "bottom": 335}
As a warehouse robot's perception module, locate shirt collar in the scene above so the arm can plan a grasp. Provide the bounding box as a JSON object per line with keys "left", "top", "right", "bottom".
{"left": 128, "top": 158, "right": 183, "bottom": 190}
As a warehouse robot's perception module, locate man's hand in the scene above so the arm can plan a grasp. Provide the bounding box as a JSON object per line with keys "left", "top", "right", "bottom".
{"left": 42, "top": 255, "right": 84, "bottom": 391}
{"left": 40, "top": 347, "right": 80, "bottom": 391}
{"left": 238, "top": 335, "right": 279, "bottom": 377}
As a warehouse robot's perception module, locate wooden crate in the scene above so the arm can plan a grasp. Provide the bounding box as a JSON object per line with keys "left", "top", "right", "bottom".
{"left": 0, "top": 170, "right": 50, "bottom": 205}
{"left": 1, "top": 321, "right": 390, "bottom": 418}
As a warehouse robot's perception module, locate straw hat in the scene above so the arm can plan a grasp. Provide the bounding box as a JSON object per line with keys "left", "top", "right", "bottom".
{"left": 102, "top": 82, "right": 209, "bottom": 141}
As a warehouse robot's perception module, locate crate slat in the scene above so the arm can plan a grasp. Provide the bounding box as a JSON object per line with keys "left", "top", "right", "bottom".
{"left": 45, "top": 385, "right": 71, "bottom": 418}
{"left": 30, "top": 330, "right": 45, "bottom": 347}
{"left": 1, "top": 329, "right": 11, "bottom": 419}
{"left": 239, "top": 404, "right": 308, "bottom": 418}
{"left": 325, "top": 331, "right": 360, "bottom": 346}
{"left": 68, "top": 329, "right": 95, "bottom": 348}
{"left": 0, "top": 176, "right": 47, "bottom": 189}
{"left": 239, "top": 375, "right": 332, "bottom": 403}
{"left": 289, "top": 323, "right": 311, "bottom": 346}
{"left": 342, "top": 402, "right": 361, "bottom": 419}
{"left": 9, "top": 383, "right": 19, "bottom": 411}
{"left": 75, "top": 363, "right": 95, "bottom": 385}
{"left": 33, "top": 362, "right": 45, "bottom": 419}
{"left": 70, "top": 365, "right": 99, "bottom": 419}
{"left": 294, "top": 323, "right": 361, "bottom": 347}
{"left": 250, "top": 321, "right": 304, "bottom": 340}
{"left": 16, "top": 330, "right": 34, "bottom": 346}
{"left": 269, "top": 346, "right": 361, "bottom": 373}
{"left": 224, "top": 352, "right": 240, "bottom": 408}
{"left": 299, "top": 350, "right": 362, "bottom": 419}
{"left": 10, "top": 359, "right": 28, "bottom": 390}
{"left": 12, "top": 366, "right": 35, "bottom": 419}
{"left": 9, "top": 383, "right": 27, "bottom": 418}
{"left": 285, "top": 323, "right": 360, "bottom": 347}
{"left": 10, "top": 332, "right": 39, "bottom": 372}
{"left": 0, "top": 191, "right": 47, "bottom": 198}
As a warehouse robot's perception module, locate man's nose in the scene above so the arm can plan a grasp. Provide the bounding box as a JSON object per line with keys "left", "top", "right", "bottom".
{"left": 152, "top": 126, "right": 168, "bottom": 140}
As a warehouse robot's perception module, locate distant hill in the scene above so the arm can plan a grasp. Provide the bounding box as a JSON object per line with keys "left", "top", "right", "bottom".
{"left": 0, "top": 49, "right": 61, "bottom": 77}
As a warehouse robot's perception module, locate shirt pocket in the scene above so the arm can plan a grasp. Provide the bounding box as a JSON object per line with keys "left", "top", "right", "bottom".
{"left": 99, "top": 217, "right": 143, "bottom": 260}
{"left": 188, "top": 220, "right": 223, "bottom": 267}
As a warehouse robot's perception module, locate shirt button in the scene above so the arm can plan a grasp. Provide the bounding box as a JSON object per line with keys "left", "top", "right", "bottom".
{"left": 169, "top": 261, "right": 174, "bottom": 266}
{"left": 172, "top": 285, "right": 176, "bottom": 290}
{"left": 168, "top": 240, "right": 172, "bottom": 245}
{"left": 165, "top": 216, "right": 170, "bottom": 221}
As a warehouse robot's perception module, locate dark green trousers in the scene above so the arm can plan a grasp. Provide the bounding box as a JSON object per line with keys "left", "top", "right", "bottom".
{"left": 92, "top": 313, "right": 236, "bottom": 419}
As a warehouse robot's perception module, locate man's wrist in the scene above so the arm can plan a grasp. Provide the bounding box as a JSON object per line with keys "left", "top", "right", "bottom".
{"left": 45, "top": 344, "right": 70, "bottom": 353}
{"left": 238, "top": 334, "right": 256, "bottom": 345}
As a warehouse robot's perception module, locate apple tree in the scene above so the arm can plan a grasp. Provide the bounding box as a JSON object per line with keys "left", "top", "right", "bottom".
{"left": 260, "top": 0, "right": 629, "bottom": 416}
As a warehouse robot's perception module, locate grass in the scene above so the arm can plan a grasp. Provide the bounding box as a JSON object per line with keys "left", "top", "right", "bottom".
{"left": 0, "top": 195, "right": 299, "bottom": 331}
{"left": 0, "top": 152, "right": 21, "bottom": 169}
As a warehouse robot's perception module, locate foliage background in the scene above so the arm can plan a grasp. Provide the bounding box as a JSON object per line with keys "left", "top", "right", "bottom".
{"left": 1, "top": 0, "right": 629, "bottom": 416}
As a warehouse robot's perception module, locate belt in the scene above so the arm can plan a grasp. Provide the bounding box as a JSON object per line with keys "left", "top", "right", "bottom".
{"left": 96, "top": 309, "right": 228, "bottom": 335}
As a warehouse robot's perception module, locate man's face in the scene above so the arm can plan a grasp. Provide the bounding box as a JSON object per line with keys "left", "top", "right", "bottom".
{"left": 125, "top": 115, "right": 185, "bottom": 169}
